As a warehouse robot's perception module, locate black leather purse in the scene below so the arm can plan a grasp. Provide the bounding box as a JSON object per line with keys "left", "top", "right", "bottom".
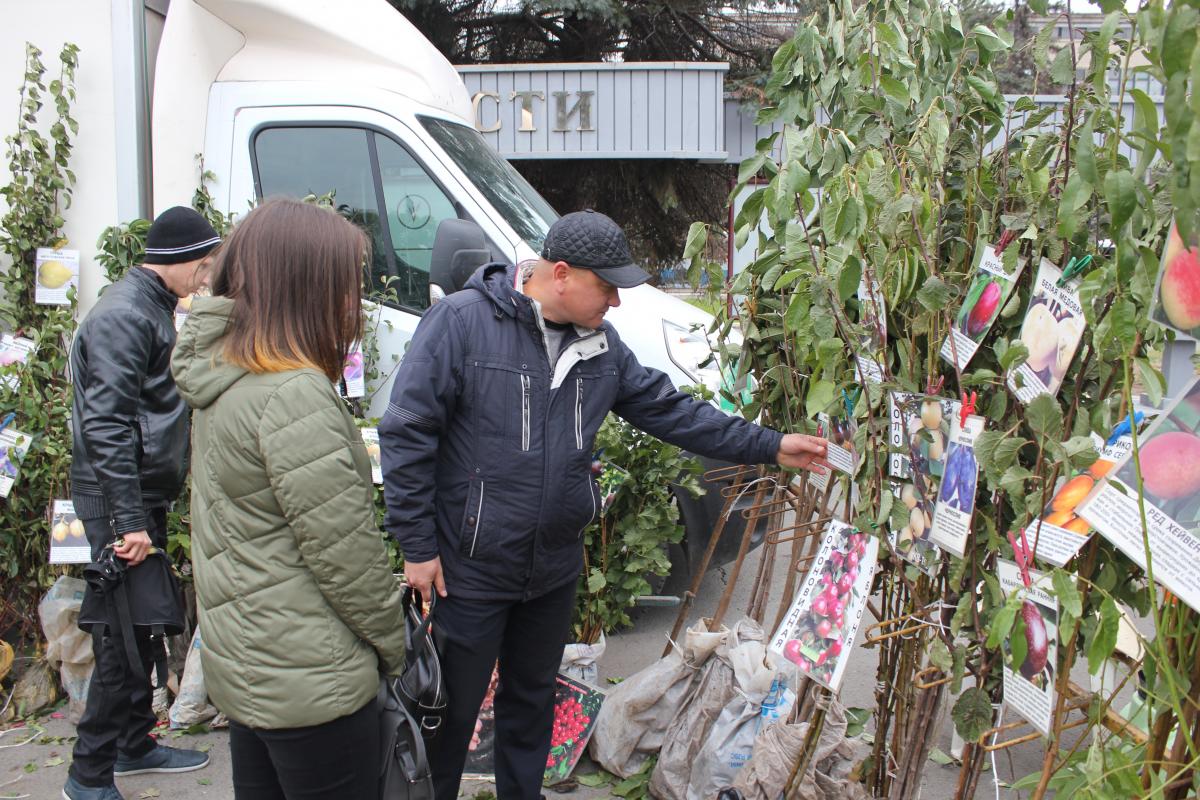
{"left": 378, "top": 676, "right": 434, "bottom": 800}
{"left": 398, "top": 586, "right": 446, "bottom": 739}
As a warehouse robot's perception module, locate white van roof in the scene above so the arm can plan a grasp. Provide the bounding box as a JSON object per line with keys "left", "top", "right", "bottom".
{"left": 197, "top": 0, "right": 471, "bottom": 120}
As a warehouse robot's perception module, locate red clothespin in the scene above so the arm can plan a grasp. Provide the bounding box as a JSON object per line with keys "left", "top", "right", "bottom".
{"left": 1007, "top": 529, "right": 1034, "bottom": 588}
{"left": 994, "top": 229, "right": 1017, "bottom": 255}
{"left": 959, "top": 390, "right": 977, "bottom": 428}
{"left": 926, "top": 375, "right": 945, "bottom": 397}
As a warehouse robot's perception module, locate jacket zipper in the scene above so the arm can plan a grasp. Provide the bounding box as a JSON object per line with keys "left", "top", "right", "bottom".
{"left": 468, "top": 481, "right": 485, "bottom": 557}
{"left": 520, "top": 374, "right": 531, "bottom": 451}
{"left": 574, "top": 378, "right": 583, "bottom": 449}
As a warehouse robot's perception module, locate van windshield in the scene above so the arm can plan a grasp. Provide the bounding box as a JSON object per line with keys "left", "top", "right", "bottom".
{"left": 419, "top": 116, "right": 557, "bottom": 251}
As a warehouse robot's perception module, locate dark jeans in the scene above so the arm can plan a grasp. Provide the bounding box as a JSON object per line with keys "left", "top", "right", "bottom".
{"left": 430, "top": 579, "right": 577, "bottom": 800}
{"left": 69, "top": 517, "right": 160, "bottom": 788}
{"left": 228, "top": 699, "right": 380, "bottom": 800}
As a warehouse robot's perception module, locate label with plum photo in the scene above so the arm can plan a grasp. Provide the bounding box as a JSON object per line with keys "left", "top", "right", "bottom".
{"left": 1026, "top": 435, "right": 1127, "bottom": 566}
{"left": 1006, "top": 260, "right": 1087, "bottom": 404}
{"left": 816, "top": 412, "right": 858, "bottom": 476}
{"left": 887, "top": 393, "right": 961, "bottom": 574}
{"left": 1150, "top": 219, "right": 1200, "bottom": 341}
{"left": 768, "top": 520, "right": 878, "bottom": 692}
{"left": 49, "top": 499, "right": 90, "bottom": 564}
{"left": 361, "top": 427, "right": 382, "bottom": 484}
{"left": 998, "top": 560, "right": 1058, "bottom": 737}
{"left": 940, "top": 244, "right": 1027, "bottom": 371}
{"left": 1076, "top": 376, "right": 1200, "bottom": 612}
{"left": 927, "top": 414, "right": 985, "bottom": 557}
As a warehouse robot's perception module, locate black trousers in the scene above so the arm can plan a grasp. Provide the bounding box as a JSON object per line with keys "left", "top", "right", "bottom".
{"left": 69, "top": 515, "right": 159, "bottom": 788}
{"left": 228, "top": 699, "right": 380, "bottom": 800}
{"left": 430, "top": 579, "right": 577, "bottom": 800}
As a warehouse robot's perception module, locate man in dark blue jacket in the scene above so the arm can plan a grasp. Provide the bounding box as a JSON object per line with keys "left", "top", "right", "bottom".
{"left": 380, "top": 210, "right": 827, "bottom": 800}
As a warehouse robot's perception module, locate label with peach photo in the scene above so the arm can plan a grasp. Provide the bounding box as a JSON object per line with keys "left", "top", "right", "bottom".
{"left": 1026, "top": 435, "right": 1127, "bottom": 567}
{"left": 1077, "top": 376, "right": 1200, "bottom": 612}
{"left": 1005, "top": 260, "right": 1087, "bottom": 404}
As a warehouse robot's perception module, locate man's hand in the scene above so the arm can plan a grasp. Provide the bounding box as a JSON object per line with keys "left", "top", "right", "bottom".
{"left": 113, "top": 531, "right": 152, "bottom": 565}
{"left": 405, "top": 557, "right": 447, "bottom": 606}
{"left": 777, "top": 434, "right": 830, "bottom": 473}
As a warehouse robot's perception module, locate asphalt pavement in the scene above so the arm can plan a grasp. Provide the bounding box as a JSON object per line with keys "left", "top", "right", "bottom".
{"left": 1, "top": 545, "right": 1114, "bottom": 800}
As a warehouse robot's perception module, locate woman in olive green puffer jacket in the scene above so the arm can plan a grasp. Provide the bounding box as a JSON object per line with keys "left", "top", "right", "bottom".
{"left": 171, "top": 199, "right": 406, "bottom": 799}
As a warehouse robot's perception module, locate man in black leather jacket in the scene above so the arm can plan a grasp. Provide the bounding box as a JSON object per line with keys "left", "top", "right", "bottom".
{"left": 64, "top": 207, "right": 220, "bottom": 800}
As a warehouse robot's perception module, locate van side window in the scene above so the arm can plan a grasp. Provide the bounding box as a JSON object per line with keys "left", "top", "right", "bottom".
{"left": 253, "top": 126, "right": 461, "bottom": 311}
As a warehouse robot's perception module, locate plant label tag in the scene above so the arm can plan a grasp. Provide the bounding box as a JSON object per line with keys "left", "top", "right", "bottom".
{"left": 940, "top": 243, "right": 1027, "bottom": 371}
{"left": 1149, "top": 219, "right": 1200, "bottom": 341}
{"left": 927, "top": 414, "right": 984, "bottom": 557}
{"left": 49, "top": 499, "right": 90, "bottom": 564}
{"left": 0, "top": 427, "right": 34, "bottom": 498}
{"left": 361, "top": 427, "right": 382, "bottom": 484}
{"left": 854, "top": 275, "right": 887, "bottom": 384}
{"left": 998, "top": 560, "right": 1058, "bottom": 737}
{"left": 1006, "top": 260, "right": 1087, "bottom": 404}
{"left": 341, "top": 340, "right": 365, "bottom": 398}
{"left": 1076, "top": 376, "right": 1200, "bottom": 612}
{"left": 817, "top": 412, "right": 858, "bottom": 476}
{"left": 768, "top": 520, "right": 878, "bottom": 692}
{"left": 0, "top": 334, "right": 37, "bottom": 391}
{"left": 34, "top": 247, "right": 80, "bottom": 305}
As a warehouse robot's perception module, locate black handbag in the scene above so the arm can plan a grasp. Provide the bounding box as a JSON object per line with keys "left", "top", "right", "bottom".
{"left": 378, "top": 676, "right": 434, "bottom": 800}
{"left": 398, "top": 586, "right": 447, "bottom": 739}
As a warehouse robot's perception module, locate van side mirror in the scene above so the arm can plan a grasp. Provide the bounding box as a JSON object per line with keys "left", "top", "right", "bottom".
{"left": 429, "top": 219, "right": 491, "bottom": 303}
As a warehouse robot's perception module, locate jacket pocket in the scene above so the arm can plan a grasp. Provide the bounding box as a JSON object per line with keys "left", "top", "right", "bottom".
{"left": 459, "top": 478, "right": 486, "bottom": 558}
{"left": 520, "top": 374, "right": 531, "bottom": 452}
{"left": 574, "top": 378, "right": 583, "bottom": 450}
{"left": 577, "top": 478, "right": 599, "bottom": 539}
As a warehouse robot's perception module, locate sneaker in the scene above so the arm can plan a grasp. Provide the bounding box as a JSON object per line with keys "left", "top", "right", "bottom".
{"left": 62, "top": 775, "right": 124, "bottom": 800}
{"left": 113, "top": 743, "right": 210, "bottom": 776}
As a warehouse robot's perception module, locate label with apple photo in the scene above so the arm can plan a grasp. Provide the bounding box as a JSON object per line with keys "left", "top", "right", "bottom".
{"left": 342, "top": 340, "right": 365, "bottom": 398}
{"left": 49, "top": 499, "right": 90, "bottom": 564}
{"left": 927, "top": 414, "right": 985, "bottom": 557}
{"left": 940, "top": 244, "right": 1027, "bottom": 371}
{"left": 1150, "top": 219, "right": 1200, "bottom": 341}
{"left": 1006, "top": 260, "right": 1087, "bottom": 404}
{"left": 998, "top": 559, "right": 1058, "bottom": 737}
{"left": 768, "top": 520, "right": 878, "bottom": 692}
{"left": 0, "top": 334, "right": 37, "bottom": 391}
{"left": 1076, "top": 376, "right": 1200, "bottom": 612}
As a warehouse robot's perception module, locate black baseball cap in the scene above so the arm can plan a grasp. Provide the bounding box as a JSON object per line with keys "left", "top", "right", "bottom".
{"left": 540, "top": 209, "right": 650, "bottom": 289}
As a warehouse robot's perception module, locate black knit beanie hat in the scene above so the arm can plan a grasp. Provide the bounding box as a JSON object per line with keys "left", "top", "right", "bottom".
{"left": 143, "top": 206, "right": 222, "bottom": 265}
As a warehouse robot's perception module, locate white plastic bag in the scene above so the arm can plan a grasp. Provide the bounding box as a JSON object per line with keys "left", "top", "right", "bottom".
{"left": 561, "top": 633, "right": 606, "bottom": 685}
{"left": 38, "top": 575, "right": 93, "bottom": 722}
{"left": 686, "top": 626, "right": 778, "bottom": 799}
{"left": 168, "top": 626, "right": 220, "bottom": 728}
{"left": 651, "top": 618, "right": 764, "bottom": 800}
{"left": 589, "top": 617, "right": 726, "bottom": 778}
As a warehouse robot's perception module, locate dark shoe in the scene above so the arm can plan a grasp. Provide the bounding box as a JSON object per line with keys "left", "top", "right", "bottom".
{"left": 113, "top": 743, "right": 210, "bottom": 776}
{"left": 62, "top": 775, "right": 124, "bottom": 800}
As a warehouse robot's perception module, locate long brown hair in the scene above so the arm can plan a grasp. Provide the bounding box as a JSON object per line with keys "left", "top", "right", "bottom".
{"left": 210, "top": 198, "right": 367, "bottom": 382}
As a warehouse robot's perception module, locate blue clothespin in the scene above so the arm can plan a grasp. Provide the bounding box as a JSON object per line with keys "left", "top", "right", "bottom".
{"left": 1057, "top": 254, "right": 1093, "bottom": 287}
{"left": 0, "top": 412, "right": 14, "bottom": 436}
{"left": 1106, "top": 412, "right": 1144, "bottom": 446}
{"left": 841, "top": 388, "right": 859, "bottom": 419}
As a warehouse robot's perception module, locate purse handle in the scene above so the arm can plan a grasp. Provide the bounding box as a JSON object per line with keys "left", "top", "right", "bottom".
{"left": 402, "top": 585, "right": 436, "bottom": 651}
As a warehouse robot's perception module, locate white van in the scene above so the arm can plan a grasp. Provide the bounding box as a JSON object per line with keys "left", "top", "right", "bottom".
{"left": 5, "top": 0, "right": 751, "bottom": 582}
